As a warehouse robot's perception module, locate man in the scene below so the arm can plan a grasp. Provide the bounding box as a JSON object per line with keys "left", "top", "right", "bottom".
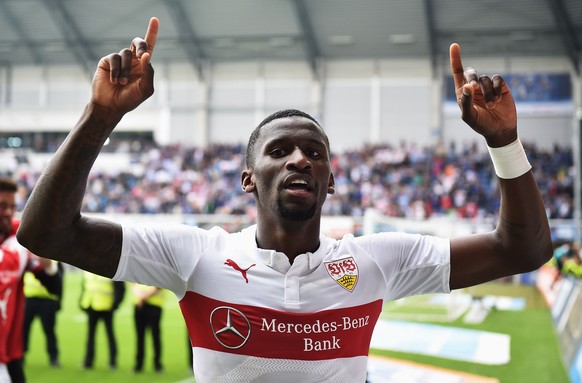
{"left": 0, "top": 178, "right": 60, "bottom": 383}
{"left": 17, "top": 18, "right": 552, "bottom": 382}
{"left": 131, "top": 283, "right": 166, "bottom": 373}
{"left": 79, "top": 271, "right": 125, "bottom": 370}
{"left": 23, "top": 261, "right": 63, "bottom": 368}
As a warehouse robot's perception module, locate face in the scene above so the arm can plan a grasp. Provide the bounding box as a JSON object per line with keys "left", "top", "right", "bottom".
{"left": 0, "top": 191, "right": 16, "bottom": 236}
{"left": 242, "top": 117, "right": 335, "bottom": 222}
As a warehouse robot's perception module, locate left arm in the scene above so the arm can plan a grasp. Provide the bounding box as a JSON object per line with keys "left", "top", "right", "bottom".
{"left": 448, "top": 43, "right": 552, "bottom": 289}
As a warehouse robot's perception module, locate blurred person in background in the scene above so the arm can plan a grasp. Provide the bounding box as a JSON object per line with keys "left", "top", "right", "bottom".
{"left": 560, "top": 243, "right": 582, "bottom": 278}
{"left": 551, "top": 241, "right": 572, "bottom": 288}
{"left": 131, "top": 283, "right": 166, "bottom": 373}
{"left": 79, "top": 271, "right": 125, "bottom": 370}
{"left": 17, "top": 18, "right": 552, "bottom": 382}
{"left": 23, "top": 261, "right": 64, "bottom": 368}
{"left": 0, "top": 177, "right": 61, "bottom": 383}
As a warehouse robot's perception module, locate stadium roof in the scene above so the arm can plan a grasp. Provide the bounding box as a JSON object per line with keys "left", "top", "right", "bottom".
{"left": 0, "top": 0, "right": 581, "bottom": 79}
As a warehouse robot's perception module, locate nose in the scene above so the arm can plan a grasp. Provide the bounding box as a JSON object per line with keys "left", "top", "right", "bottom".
{"left": 286, "top": 147, "right": 311, "bottom": 170}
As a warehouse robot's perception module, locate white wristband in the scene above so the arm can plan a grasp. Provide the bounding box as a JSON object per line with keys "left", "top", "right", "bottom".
{"left": 487, "top": 138, "right": 532, "bottom": 179}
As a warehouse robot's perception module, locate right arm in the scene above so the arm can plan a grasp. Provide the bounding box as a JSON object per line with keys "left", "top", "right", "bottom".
{"left": 17, "top": 18, "right": 159, "bottom": 278}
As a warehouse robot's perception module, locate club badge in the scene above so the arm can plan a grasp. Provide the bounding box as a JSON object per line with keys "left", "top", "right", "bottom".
{"left": 325, "top": 257, "right": 358, "bottom": 292}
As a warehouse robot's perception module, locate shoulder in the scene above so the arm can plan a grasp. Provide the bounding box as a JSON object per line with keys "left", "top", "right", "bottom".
{"left": 122, "top": 222, "right": 228, "bottom": 243}
{"left": 349, "top": 232, "right": 449, "bottom": 261}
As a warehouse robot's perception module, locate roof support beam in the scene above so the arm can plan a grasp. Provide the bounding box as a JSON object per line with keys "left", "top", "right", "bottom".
{"left": 292, "top": 0, "right": 320, "bottom": 79}
{"left": 43, "top": 0, "right": 97, "bottom": 79}
{"left": 0, "top": 0, "right": 43, "bottom": 64}
{"left": 1, "top": 63, "right": 12, "bottom": 106}
{"left": 547, "top": 0, "right": 580, "bottom": 75}
{"left": 162, "top": 0, "right": 205, "bottom": 80}
{"left": 423, "top": 0, "right": 438, "bottom": 78}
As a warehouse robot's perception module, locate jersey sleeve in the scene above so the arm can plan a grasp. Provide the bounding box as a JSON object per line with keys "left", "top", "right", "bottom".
{"left": 354, "top": 232, "right": 450, "bottom": 300}
{"left": 114, "top": 223, "right": 220, "bottom": 299}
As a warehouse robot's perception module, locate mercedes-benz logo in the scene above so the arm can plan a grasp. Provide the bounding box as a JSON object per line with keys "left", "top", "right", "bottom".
{"left": 210, "top": 306, "right": 251, "bottom": 350}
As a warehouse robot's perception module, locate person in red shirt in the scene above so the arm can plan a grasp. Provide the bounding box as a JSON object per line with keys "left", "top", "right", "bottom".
{"left": 0, "top": 178, "right": 61, "bottom": 383}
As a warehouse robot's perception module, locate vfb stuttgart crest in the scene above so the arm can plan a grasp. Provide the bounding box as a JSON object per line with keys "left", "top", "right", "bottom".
{"left": 325, "top": 257, "right": 358, "bottom": 292}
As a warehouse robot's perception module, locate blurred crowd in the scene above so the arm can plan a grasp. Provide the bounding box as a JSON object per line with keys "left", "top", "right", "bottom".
{"left": 2, "top": 137, "right": 574, "bottom": 221}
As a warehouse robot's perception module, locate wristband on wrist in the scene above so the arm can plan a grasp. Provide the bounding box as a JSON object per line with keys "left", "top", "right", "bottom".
{"left": 487, "top": 138, "right": 532, "bottom": 179}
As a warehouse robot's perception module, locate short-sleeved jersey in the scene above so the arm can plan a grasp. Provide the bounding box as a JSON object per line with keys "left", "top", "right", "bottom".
{"left": 0, "top": 219, "right": 41, "bottom": 364}
{"left": 115, "top": 224, "right": 450, "bottom": 382}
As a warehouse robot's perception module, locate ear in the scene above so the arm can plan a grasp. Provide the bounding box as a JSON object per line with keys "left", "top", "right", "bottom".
{"left": 327, "top": 172, "right": 335, "bottom": 195}
{"left": 241, "top": 169, "right": 256, "bottom": 193}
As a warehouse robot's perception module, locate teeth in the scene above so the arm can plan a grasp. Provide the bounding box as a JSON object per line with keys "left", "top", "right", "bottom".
{"left": 290, "top": 180, "right": 307, "bottom": 185}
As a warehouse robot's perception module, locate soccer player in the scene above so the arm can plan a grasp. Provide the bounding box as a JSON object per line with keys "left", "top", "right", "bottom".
{"left": 17, "top": 18, "right": 552, "bottom": 382}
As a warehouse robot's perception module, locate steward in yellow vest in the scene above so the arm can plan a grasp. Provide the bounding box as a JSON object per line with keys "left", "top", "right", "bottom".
{"left": 563, "top": 257, "right": 582, "bottom": 278}
{"left": 80, "top": 271, "right": 125, "bottom": 370}
{"left": 131, "top": 283, "right": 166, "bottom": 373}
{"left": 80, "top": 272, "right": 125, "bottom": 311}
{"left": 132, "top": 283, "right": 166, "bottom": 308}
{"left": 24, "top": 272, "right": 59, "bottom": 301}
{"left": 23, "top": 261, "right": 64, "bottom": 367}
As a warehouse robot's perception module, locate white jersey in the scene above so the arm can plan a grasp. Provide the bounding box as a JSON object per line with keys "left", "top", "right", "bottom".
{"left": 114, "top": 224, "right": 450, "bottom": 382}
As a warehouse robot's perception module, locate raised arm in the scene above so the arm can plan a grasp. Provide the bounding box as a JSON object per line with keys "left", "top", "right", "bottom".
{"left": 448, "top": 43, "right": 552, "bottom": 289}
{"left": 17, "top": 18, "right": 159, "bottom": 278}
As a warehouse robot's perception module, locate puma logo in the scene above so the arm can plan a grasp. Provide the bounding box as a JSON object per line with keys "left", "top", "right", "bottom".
{"left": 225, "top": 259, "right": 256, "bottom": 283}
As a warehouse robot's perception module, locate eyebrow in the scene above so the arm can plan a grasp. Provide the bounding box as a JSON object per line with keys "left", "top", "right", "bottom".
{"left": 263, "top": 136, "right": 328, "bottom": 151}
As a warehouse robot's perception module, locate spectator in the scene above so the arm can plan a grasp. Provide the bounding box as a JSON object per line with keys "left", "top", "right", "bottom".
{"left": 5, "top": 139, "right": 574, "bottom": 221}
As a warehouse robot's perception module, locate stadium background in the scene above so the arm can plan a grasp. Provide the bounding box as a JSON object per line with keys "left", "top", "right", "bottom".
{"left": 1, "top": 0, "right": 582, "bottom": 382}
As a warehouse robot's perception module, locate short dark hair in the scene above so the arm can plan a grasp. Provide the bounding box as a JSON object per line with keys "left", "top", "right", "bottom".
{"left": 245, "top": 109, "right": 330, "bottom": 168}
{"left": 0, "top": 178, "right": 17, "bottom": 193}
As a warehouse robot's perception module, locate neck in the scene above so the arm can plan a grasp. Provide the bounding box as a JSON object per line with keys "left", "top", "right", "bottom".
{"left": 255, "top": 218, "right": 321, "bottom": 263}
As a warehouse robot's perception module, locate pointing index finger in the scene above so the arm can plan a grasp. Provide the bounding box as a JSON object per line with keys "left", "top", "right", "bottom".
{"left": 145, "top": 17, "right": 159, "bottom": 55}
{"left": 449, "top": 43, "right": 465, "bottom": 90}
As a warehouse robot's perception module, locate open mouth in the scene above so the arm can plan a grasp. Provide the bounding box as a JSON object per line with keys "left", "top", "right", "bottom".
{"left": 285, "top": 179, "right": 311, "bottom": 191}
{"left": 283, "top": 177, "right": 314, "bottom": 198}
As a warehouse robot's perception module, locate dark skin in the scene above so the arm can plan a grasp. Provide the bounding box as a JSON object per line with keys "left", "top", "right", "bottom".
{"left": 17, "top": 18, "right": 552, "bottom": 289}
{"left": 241, "top": 118, "right": 335, "bottom": 263}
{"left": 447, "top": 44, "right": 552, "bottom": 288}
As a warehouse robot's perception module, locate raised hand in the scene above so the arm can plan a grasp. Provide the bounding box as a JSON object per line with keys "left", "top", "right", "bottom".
{"left": 449, "top": 43, "right": 517, "bottom": 147}
{"left": 91, "top": 17, "right": 159, "bottom": 115}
